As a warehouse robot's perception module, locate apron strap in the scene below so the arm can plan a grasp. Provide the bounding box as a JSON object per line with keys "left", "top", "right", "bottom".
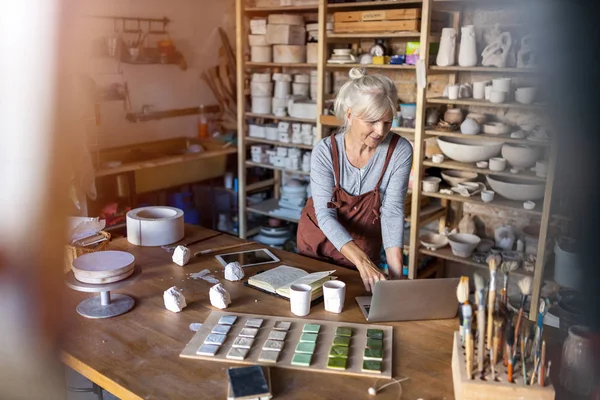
{"left": 329, "top": 132, "right": 342, "bottom": 190}
{"left": 375, "top": 134, "right": 401, "bottom": 189}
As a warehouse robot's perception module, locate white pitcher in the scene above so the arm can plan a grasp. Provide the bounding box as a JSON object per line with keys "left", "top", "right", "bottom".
{"left": 436, "top": 28, "right": 456, "bottom": 66}
{"left": 458, "top": 25, "right": 477, "bottom": 67}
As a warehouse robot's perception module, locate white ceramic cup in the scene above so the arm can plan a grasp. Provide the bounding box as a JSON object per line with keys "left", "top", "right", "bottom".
{"left": 290, "top": 283, "right": 312, "bottom": 316}
{"left": 492, "top": 77, "right": 511, "bottom": 93}
{"left": 490, "top": 90, "right": 506, "bottom": 104}
{"left": 432, "top": 154, "right": 445, "bottom": 164}
{"left": 323, "top": 280, "right": 346, "bottom": 314}
{"left": 484, "top": 85, "right": 493, "bottom": 101}
{"left": 489, "top": 157, "right": 507, "bottom": 171}
{"left": 473, "top": 81, "right": 487, "bottom": 100}
{"left": 481, "top": 190, "right": 495, "bottom": 203}
{"left": 448, "top": 84, "right": 460, "bottom": 100}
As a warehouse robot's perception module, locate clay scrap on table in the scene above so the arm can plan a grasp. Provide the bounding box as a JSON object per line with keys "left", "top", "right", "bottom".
{"left": 163, "top": 286, "right": 187, "bottom": 313}
{"left": 209, "top": 283, "right": 231, "bottom": 309}
{"left": 189, "top": 269, "right": 219, "bottom": 284}
{"left": 172, "top": 245, "right": 191, "bottom": 267}
{"left": 224, "top": 261, "right": 245, "bottom": 281}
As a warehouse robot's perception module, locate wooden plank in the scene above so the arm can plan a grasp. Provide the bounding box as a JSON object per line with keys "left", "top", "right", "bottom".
{"left": 333, "top": 8, "right": 422, "bottom": 23}
{"left": 246, "top": 62, "right": 317, "bottom": 68}
{"left": 430, "top": 65, "right": 539, "bottom": 74}
{"left": 247, "top": 198, "right": 300, "bottom": 223}
{"left": 422, "top": 189, "right": 543, "bottom": 215}
{"left": 245, "top": 5, "right": 318, "bottom": 12}
{"left": 427, "top": 96, "right": 546, "bottom": 111}
{"left": 315, "top": 0, "right": 328, "bottom": 141}
{"left": 326, "top": 63, "right": 416, "bottom": 70}
{"left": 246, "top": 160, "right": 311, "bottom": 176}
{"left": 408, "top": 0, "right": 432, "bottom": 280}
{"left": 423, "top": 160, "right": 546, "bottom": 182}
{"left": 246, "top": 137, "right": 313, "bottom": 150}
{"left": 425, "top": 129, "right": 550, "bottom": 147}
{"left": 236, "top": 0, "right": 246, "bottom": 239}
{"left": 247, "top": 178, "right": 276, "bottom": 192}
{"left": 328, "top": 0, "right": 424, "bottom": 9}
{"left": 334, "top": 19, "right": 420, "bottom": 33}
{"left": 246, "top": 112, "right": 317, "bottom": 123}
{"left": 328, "top": 31, "right": 423, "bottom": 39}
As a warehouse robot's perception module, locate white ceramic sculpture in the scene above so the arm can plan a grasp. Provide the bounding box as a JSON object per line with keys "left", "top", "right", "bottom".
{"left": 225, "top": 262, "right": 245, "bottom": 281}
{"left": 458, "top": 25, "right": 477, "bottom": 67}
{"left": 436, "top": 28, "right": 456, "bottom": 66}
{"left": 209, "top": 283, "right": 231, "bottom": 309}
{"left": 172, "top": 245, "right": 191, "bottom": 267}
{"left": 517, "top": 34, "right": 538, "bottom": 69}
{"left": 483, "top": 24, "right": 501, "bottom": 46}
{"left": 482, "top": 32, "right": 512, "bottom": 68}
{"left": 164, "top": 286, "right": 187, "bottom": 313}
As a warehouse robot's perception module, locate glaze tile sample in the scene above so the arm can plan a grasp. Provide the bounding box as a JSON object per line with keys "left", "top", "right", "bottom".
{"left": 232, "top": 336, "right": 254, "bottom": 349}
{"left": 302, "top": 324, "right": 321, "bottom": 334}
{"left": 291, "top": 352, "right": 312, "bottom": 366}
{"left": 332, "top": 336, "right": 351, "bottom": 347}
{"left": 196, "top": 343, "right": 220, "bottom": 356}
{"left": 299, "top": 333, "right": 318, "bottom": 343}
{"left": 273, "top": 321, "right": 291, "bottom": 331}
{"left": 204, "top": 333, "right": 227, "bottom": 346}
{"left": 245, "top": 318, "right": 264, "bottom": 328}
{"left": 364, "top": 347, "right": 383, "bottom": 360}
{"left": 367, "top": 329, "right": 384, "bottom": 340}
{"left": 239, "top": 327, "right": 259, "bottom": 338}
{"left": 262, "top": 339, "right": 284, "bottom": 352}
{"left": 329, "top": 346, "right": 349, "bottom": 358}
{"left": 327, "top": 357, "right": 347, "bottom": 370}
{"left": 258, "top": 350, "right": 279, "bottom": 363}
{"left": 362, "top": 360, "right": 382, "bottom": 373}
{"left": 211, "top": 324, "right": 231, "bottom": 335}
{"left": 218, "top": 315, "right": 237, "bottom": 325}
{"left": 295, "top": 342, "right": 316, "bottom": 354}
{"left": 335, "top": 327, "right": 352, "bottom": 337}
{"left": 226, "top": 347, "right": 249, "bottom": 360}
{"left": 267, "top": 330, "right": 287, "bottom": 341}
{"left": 366, "top": 338, "right": 383, "bottom": 349}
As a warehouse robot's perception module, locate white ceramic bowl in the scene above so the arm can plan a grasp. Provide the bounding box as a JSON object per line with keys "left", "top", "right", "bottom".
{"left": 422, "top": 177, "right": 442, "bottom": 193}
{"left": 481, "top": 189, "right": 495, "bottom": 203}
{"left": 437, "top": 137, "right": 503, "bottom": 163}
{"left": 419, "top": 232, "right": 449, "bottom": 250}
{"left": 486, "top": 175, "right": 545, "bottom": 201}
{"left": 448, "top": 233, "right": 481, "bottom": 258}
{"left": 432, "top": 154, "right": 445, "bottom": 164}
{"left": 501, "top": 144, "right": 542, "bottom": 168}
{"left": 523, "top": 201, "right": 536, "bottom": 210}
{"left": 483, "top": 122, "right": 510, "bottom": 135}
{"left": 441, "top": 170, "right": 478, "bottom": 187}
{"left": 515, "top": 87, "right": 537, "bottom": 104}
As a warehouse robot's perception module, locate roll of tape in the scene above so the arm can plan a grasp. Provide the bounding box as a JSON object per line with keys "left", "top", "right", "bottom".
{"left": 126, "top": 206, "right": 184, "bottom": 246}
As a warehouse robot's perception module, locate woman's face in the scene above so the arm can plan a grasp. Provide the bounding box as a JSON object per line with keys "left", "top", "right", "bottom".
{"left": 347, "top": 109, "right": 393, "bottom": 149}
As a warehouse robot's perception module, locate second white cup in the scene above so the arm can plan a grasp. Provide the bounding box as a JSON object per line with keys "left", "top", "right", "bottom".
{"left": 323, "top": 280, "right": 346, "bottom": 314}
{"left": 290, "top": 283, "right": 312, "bottom": 316}
{"left": 448, "top": 85, "right": 460, "bottom": 100}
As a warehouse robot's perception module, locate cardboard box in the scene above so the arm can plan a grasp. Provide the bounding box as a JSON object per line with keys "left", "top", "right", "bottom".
{"left": 333, "top": 9, "right": 421, "bottom": 23}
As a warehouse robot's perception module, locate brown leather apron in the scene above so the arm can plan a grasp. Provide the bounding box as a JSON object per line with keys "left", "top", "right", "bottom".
{"left": 297, "top": 133, "right": 400, "bottom": 268}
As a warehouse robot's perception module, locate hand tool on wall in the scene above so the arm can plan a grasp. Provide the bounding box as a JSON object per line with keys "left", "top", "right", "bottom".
{"left": 486, "top": 255, "right": 500, "bottom": 350}
{"left": 473, "top": 273, "right": 486, "bottom": 377}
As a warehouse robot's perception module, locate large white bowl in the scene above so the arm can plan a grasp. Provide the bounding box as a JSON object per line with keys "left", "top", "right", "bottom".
{"left": 486, "top": 175, "right": 545, "bottom": 201}
{"left": 501, "top": 144, "right": 542, "bottom": 168}
{"left": 441, "top": 170, "right": 478, "bottom": 187}
{"left": 420, "top": 232, "right": 449, "bottom": 250}
{"left": 448, "top": 233, "right": 481, "bottom": 258}
{"left": 437, "top": 137, "right": 503, "bottom": 163}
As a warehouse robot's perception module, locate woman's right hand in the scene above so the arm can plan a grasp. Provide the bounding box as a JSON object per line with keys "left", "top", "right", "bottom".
{"left": 356, "top": 259, "right": 387, "bottom": 293}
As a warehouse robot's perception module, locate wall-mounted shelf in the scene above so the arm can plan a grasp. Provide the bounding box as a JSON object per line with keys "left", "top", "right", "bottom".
{"left": 328, "top": 0, "right": 424, "bottom": 10}
{"left": 429, "top": 66, "right": 538, "bottom": 74}
{"left": 245, "top": 161, "right": 310, "bottom": 176}
{"left": 328, "top": 32, "right": 424, "bottom": 39}
{"left": 424, "top": 129, "right": 550, "bottom": 147}
{"left": 247, "top": 198, "right": 301, "bottom": 224}
{"left": 326, "top": 63, "right": 416, "bottom": 70}
{"left": 245, "top": 112, "right": 316, "bottom": 124}
{"left": 245, "top": 5, "right": 318, "bottom": 12}
{"left": 246, "top": 137, "right": 313, "bottom": 150}
{"left": 427, "top": 97, "right": 546, "bottom": 110}
{"left": 422, "top": 189, "right": 543, "bottom": 215}
{"left": 423, "top": 160, "right": 546, "bottom": 182}
{"left": 246, "top": 62, "right": 318, "bottom": 68}
{"left": 125, "top": 106, "right": 219, "bottom": 123}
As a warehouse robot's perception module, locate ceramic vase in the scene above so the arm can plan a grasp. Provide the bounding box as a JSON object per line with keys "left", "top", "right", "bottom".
{"left": 560, "top": 326, "right": 598, "bottom": 396}
{"left": 436, "top": 28, "right": 456, "bottom": 66}
{"left": 458, "top": 25, "right": 477, "bottom": 67}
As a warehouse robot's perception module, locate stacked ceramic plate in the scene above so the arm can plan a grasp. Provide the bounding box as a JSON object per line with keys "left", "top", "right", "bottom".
{"left": 72, "top": 250, "right": 136, "bottom": 284}
{"left": 253, "top": 225, "right": 293, "bottom": 248}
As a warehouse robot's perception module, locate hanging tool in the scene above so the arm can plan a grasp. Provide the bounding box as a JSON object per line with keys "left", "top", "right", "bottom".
{"left": 474, "top": 273, "right": 486, "bottom": 378}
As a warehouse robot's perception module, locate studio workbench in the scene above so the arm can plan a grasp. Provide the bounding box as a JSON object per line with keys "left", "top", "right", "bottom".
{"left": 61, "top": 225, "right": 456, "bottom": 399}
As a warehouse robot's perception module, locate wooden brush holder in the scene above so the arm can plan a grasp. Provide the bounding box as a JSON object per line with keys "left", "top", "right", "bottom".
{"left": 451, "top": 332, "right": 554, "bottom": 400}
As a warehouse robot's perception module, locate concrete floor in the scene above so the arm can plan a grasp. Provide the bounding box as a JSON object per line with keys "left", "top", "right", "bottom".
{"left": 65, "top": 367, "right": 119, "bottom": 400}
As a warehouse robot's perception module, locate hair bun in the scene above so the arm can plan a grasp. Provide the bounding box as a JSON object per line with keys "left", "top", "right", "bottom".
{"left": 348, "top": 67, "right": 366, "bottom": 80}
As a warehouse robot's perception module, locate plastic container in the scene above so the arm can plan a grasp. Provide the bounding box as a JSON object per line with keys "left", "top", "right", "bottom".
{"left": 400, "top": 103, "right": 417, "bottom": 119}
{"left": 554, "top": 237, "right": 582, "bottom": 290}
{"left": 168, "top": 192, "right": 200, "bottom": 225}
{"left": 197, "top": 104, "right": 208, "bottom": 139}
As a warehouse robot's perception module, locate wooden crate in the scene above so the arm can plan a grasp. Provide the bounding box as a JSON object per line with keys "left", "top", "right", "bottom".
{"left": 334, "top": 19, "right": 420, "bottom": 33}
{"left": 451, "top": 332, "right": 554, "bottom": 400}
{"left": 333, "top": 8, "right": 422, "bottom": 22}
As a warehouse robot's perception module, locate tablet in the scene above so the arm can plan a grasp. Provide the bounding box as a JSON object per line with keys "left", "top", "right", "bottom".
{"left": 215, "top": 248, "right": 280, "bottom": 268}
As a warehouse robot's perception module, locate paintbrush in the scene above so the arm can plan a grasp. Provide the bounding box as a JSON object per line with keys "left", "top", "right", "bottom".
{"left": 513, "top": 277, "right": 533, "bottom": 354}
{"left": 490, "top": 347, "right": 496, "bottom": 381}
{"left": 486, "top": 255, "right": 500, "bottom": 350}
{"left": 532, "top": 298, "right": 549, "bottom": 363}
{"left": 539, "top": 340, "right": 546, "bottom": 386}
{"left": 473, "top": 273, "right": 486, "bottom": 377}
{"left": 463, "top": 304, "right": 474, "bottom": 380}
{"left": 530, "top": 354, "right": 541, "bottom": 386}
{"left": 506, "top": 323, "right": 515, "bottom": 383}
{"left": 492, "top": 315, "right": 503, "bottom": 366}
{"left": 456, "top": 276, "right": 470, "bottom": 342}
{"left": 496, "top": 302, "right": 509, "bottom": 367}
{"left": 521, "top": 332, "right": 528, "bottom": 384}
{"left": 500, "top": 261, "right": 518, "bottom": 305}
{"left": 504, "top": 318, "right": 514, "bottom": 369}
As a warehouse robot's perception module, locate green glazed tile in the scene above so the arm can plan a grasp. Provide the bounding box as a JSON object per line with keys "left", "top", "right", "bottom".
{"left": 332, "top": 336, "right": 351, "bottom": 347}
{"left": 366, "top": 338, "right": 383, "bottom": 348}
{"left": 362, "top": 360, "right": 382, "bottom": 373}
{"left": 291, "top": 352, "right": 312, "bottom": 366}
{"left": 329, "top": 345, "right": 349, "bottom": 358}
{"left": 367, "top": 329, "right": 384, "bottom": 340}
{"left": 299, "top": 333, "right": 318, "bottom": 343}
{"left": 327, "top": 357, "right": 347, "bottom": 370}
{"left": 295, "top": 342, "right": 316, "bottom": 354}
{"left": 364, "top": 347, "right": 383, "bottom": 360}
{"left": 302, "top": 323, "right": 321, "bottom": 334}
{"left": 335, "top": 327, "right": 352, "bottom": 337}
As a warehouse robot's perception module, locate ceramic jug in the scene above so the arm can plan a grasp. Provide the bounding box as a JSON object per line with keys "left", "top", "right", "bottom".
{"left": 436, "top": 28, "right": 456, "bottom": 66}
{"left": 458, "top": 25, "right": 477, "bottom": 67}
{"left": 458, "top": 214, "right": 476, "bottom": 234}
{"left": 560, "top": 326, "right": 598, "bottom": 396}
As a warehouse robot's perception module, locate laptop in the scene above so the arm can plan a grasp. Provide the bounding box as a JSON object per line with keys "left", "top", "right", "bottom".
{"left": 355, "top": 278, "right": 461, "bottom": 322}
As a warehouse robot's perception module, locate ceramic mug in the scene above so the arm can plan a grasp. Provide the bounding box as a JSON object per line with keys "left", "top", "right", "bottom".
{"left": 448, "top": 84, "right": 460, "bottom": 100}
{"left": 490, "top": 90, "right": 506, "bottom": 104}
{"left": 290, "top": 283, "right": 312, "bottom": 316}
{"left": 473, "top": 81, "right": 487, "bottom": 100}
{"left": 481, "top": 190, "right": 495, "bottom": 203}
{"left": 323, "top": 280, "right": 346, "bottom": 314}
{"left": 432, "top": 154, "right": 445, "bottom": 164}
{"left": 484, "top": 85, "right": 493, "bottom": 101}
{"left": 532, "top": 161, "right": 548, "bottom": 177}
{"left": 492, "top": 77, "right": 511, "bottom": 93}
{"left": 489, "top": 157, "right": 507, "bottom": 171}
{"left": 422, "top": 177, "right": 441, "bottom": 193}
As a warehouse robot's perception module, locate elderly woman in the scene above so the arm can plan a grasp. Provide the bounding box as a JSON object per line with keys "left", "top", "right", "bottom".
{"left": 297, "top": 68, "right": 413, "bottom": 292}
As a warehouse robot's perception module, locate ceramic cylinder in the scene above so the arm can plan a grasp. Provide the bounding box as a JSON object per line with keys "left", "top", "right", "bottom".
{"left": 481, "top": 190, "right": 495, "bottom": 203}
{"left": 323, "top": 280, "right": 346, "bottom": 314}
{"left": 473, "top": 81, "right": 486, "bottom": 100}
{"left": 448, "top": 84, "right": 459, "bottom": 100}
{"left": 458, "top": 25, "right": 477, "bottom": 67}
{"left": 274, "top": 81, "right": 291, "bottom": 98}
{"left": 560, "top": 326, "right": 598, "bottom": 396}
{"left": 436, "top": 28, "right": 456, "bottom": 67}
{"left": 251, "top": 96, "right": 271, "bottom": 114}
{"left": 290, "top": 283, "right": 311, "bottom": 316}
{"left": 492, "top": 78, "right": 512, "bottom": 93}
{"left": 489, "top": 157, "right": 506, "bottom": 171}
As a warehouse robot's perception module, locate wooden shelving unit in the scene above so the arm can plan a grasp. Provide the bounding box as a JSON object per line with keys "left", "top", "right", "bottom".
{"left": 429, "top": 66, "right": 537, "bottom": 74}
{"left": 422, "top": 159, "right": 546, "bottom": 182}
{"left": 426, "top": 97, "right": 545, "bottom": 110}
{"left": 425, "top": 129, "right": 550, "bottom": 147}
{"left": 245, "top": 161, "right": 310, "bottom": 176}
{"left": 246, "top": 137, "right": 313, "bottom": 150}
{"left": 247, "top": 198, "right": 301, "bottom": 223}
{"left": 246, "top": 62, "right": 317, "bottom": 68}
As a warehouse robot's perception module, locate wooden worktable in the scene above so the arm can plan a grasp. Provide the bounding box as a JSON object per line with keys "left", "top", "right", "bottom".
{"left": 61, "top": 226, "right": 456, "bottom": 399}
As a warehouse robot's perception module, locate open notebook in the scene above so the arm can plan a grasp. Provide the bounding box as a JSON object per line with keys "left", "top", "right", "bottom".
{"left": 247, "top": 265, "right": 336, "bottom": 301}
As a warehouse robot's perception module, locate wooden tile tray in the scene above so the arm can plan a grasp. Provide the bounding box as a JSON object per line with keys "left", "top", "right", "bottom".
{"left": 180, "top": 311, "right": 393, "bottom": 379}
{"left": 451, "top": 332, "right": 554, "bottom": 400}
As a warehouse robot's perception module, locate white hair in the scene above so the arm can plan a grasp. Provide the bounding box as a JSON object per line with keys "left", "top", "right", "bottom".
{"left": 333, "top": 68, "right": 398, "bottom": 129}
